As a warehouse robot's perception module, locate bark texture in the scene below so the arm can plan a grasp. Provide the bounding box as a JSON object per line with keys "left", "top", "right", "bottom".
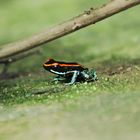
{"left": 0, "top": 0, "right": 140, "bottom": 60}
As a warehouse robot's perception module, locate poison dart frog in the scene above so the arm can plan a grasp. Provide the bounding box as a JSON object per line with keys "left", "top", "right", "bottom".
{"left": 43, "top": 58, "right": 98, "bottom": 85}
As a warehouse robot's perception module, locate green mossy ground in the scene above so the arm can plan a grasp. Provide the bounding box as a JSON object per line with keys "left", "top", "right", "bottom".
{"left": 0, "top": 0, "right": 140, "bottom": 140}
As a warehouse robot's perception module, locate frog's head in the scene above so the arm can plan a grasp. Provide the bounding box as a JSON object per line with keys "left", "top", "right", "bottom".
{"left": 82, "top": 69, "right": 98, "bottom": 81}
{"left": 45, "top": 58, "right": 55, "bottom": 64}
{"left": 43, "top": 58, "right": 55, "bottom": 70}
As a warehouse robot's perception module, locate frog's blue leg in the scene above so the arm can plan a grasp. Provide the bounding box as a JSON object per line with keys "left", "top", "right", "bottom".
{"left": 81, "top": 70, "right": 98, "bottom": 81}
{"left": 66, "top": 71, "right": 79, "bottom": 85}
{"left": 53, "top": 75, "right": 64, "bottom": 82}
{"left": 93, "top": 71, "right": 98, "bottom": 81}
{"left": 81, "top": 71, "right": 90, "bottom": 79}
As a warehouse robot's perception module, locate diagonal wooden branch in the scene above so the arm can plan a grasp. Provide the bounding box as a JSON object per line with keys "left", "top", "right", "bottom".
{"left": 0, "top": 0, "right": 140, "bottom": 60}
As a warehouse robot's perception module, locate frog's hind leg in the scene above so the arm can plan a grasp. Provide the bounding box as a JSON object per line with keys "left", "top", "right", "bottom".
{"left": 66, "top": 71, "right": 79, "bottom": 85}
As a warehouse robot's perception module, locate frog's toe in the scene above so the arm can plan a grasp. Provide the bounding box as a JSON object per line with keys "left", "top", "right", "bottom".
{"left": 53, "top": 76, "right": 64, "bottom": 82}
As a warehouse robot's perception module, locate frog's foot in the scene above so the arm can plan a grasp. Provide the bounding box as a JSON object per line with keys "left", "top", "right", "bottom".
{"left": 82, "top": 70, "right": 98, "bottom": 82}
{"left": 92, "top": 71, "right": 98, "bottom": 81}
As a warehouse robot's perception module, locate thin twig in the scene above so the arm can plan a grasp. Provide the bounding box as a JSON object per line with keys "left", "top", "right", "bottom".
{"left": 0, "top": 0, "right": 139, "bottom": 60}
{"left": 0, "top": 49, "right": 41, "bottom": 64}
{"left": 0, "top": 49, "right": 41, "bottom": 76}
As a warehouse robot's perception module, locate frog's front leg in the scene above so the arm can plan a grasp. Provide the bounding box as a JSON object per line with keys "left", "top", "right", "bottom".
{"left": 53, "top": 75, "right": 64, "bottom": 82}
{"left": 66, "top": 71, "right": 79, "bottom": 85}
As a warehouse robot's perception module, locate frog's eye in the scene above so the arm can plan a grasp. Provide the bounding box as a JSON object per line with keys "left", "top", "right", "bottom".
{"left": 45, "top": 58, "right": 55, "bottom": 64}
